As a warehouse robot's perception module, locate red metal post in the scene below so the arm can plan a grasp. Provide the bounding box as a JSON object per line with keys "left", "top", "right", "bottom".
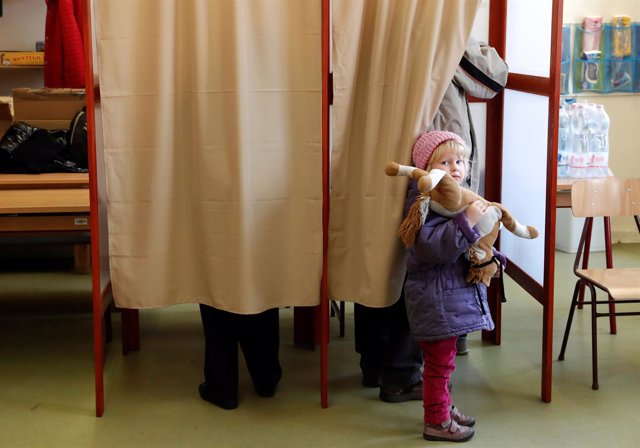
{"left": 320, "top": 0, "right": 331, "bottom": 409}
{"left": 81, "top": 0, "right": 105, "bottom": 417}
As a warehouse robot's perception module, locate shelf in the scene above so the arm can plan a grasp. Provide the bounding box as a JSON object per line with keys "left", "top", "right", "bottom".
{"left": 562, "top": 90, "right": 639, "bottom": 98}
{"left": 0, "top": 188, "right": 89, "bottom": 214}
{"left": 0, "top": 173, "right": 89, "bottom": 189}
{"left": 0, "top": 65, "right": 43, "bottom": 70}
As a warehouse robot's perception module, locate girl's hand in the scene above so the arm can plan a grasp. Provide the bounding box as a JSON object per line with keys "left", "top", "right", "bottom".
{"left": 466, "top": 199, "right": 488, "bottom": 227}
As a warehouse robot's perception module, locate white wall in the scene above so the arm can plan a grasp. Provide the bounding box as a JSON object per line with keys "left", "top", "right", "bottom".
{"left": 469, "top": 0, "right": 490, "bottom": 197}
{"left": 0, "top": 0, "right": 47, "bottom": 96}
{"left": 563, "top": 0, "right": 640, "bottom": 24}
{"left": 563, "top": 0, "right": 640, "bottom": 243}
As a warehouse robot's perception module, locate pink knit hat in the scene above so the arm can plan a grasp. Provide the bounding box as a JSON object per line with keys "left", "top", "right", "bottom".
{"left": 412, "top": 131, "right": 465, "bottom": 170}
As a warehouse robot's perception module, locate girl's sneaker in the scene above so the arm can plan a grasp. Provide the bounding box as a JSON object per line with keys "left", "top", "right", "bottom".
{"left": 451, "top": 405, "right": 475, "bottom": 427}
{"left": 423, "top": 419, "right": 474, "bottom": 443}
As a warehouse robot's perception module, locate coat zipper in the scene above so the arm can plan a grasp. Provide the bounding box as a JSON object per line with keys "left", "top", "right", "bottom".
{"left": 474, "top": 284, "right": 486, "bottom": 315}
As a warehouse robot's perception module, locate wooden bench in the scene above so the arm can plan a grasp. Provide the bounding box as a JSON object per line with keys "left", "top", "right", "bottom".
{"left": 0, "top": 173, "right": 90, "bottom": 272}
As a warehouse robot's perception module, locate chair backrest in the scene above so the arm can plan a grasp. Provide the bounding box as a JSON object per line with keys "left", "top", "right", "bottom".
{"left": 571, "top": 177, "right": 640, "bottom": 218}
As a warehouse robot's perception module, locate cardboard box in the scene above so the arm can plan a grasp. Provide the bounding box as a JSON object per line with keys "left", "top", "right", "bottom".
{"left": 0, "top": 96, "right": 13, "bottom": 138}
{"left": 0, "top": 51, "right": 45, "bottom": 66}
{"left": 12, "top": 88, "right": 85, "bottom": 130}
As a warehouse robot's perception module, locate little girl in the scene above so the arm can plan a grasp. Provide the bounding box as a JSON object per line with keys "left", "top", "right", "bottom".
{"left": 404, "top": 131, "right": 498, "bottom": 443}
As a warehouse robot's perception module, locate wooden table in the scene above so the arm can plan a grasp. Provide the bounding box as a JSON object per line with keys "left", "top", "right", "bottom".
{"left": 0, "top": 173, "right": 91, "bottom": 272}
{"left": 556, "top": 176, "right": 576, "bottom": 208}
{"left": 557, "top": 171, "right": 613, "bottom": 207}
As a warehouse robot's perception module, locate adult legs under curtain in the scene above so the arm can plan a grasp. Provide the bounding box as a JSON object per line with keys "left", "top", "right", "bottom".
{"left": 198, "top": 305, "right": 282, "bottom": 410}
{"left": 354, "top": 288, "right": 423, "bottom": 402}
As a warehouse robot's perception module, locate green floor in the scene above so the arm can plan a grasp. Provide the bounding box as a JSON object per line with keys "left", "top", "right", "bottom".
{"left": 1, "top": 246, "right": 639, "bottom": 447}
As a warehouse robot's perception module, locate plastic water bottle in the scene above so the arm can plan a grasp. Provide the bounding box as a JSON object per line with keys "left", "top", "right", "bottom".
{"left": 591, "top": 104, "right": 610, "bottom": 177}
{"left": 583, "top": 103, "right": 600, "bottom": 177}
{"left": 569, "top": 104, "right": 589, "bottom": 178}
{"left": 557, "top": 104, "right": 571, "bottom": 177}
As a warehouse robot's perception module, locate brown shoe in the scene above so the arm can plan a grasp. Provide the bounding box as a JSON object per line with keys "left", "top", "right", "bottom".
{"left": 450, "top": 405, "right": 475, "bottom": 427}
{"left": 423, "top": 419, "right": 474, "bottom": 443}
{"left": 379, "top": 382, "right": 422, "bottom": 403}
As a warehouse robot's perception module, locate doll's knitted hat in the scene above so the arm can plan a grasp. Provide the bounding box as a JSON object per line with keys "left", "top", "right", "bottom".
{"left": 412, "top": 131, "right": 465, "bottom": 170}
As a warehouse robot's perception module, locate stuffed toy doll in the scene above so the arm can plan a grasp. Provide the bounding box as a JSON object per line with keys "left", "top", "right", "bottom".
{"left": 385, "top": 161, "right": 539, "bottom": 286}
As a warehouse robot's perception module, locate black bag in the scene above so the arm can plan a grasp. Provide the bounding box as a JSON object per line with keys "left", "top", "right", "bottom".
{"left": 0, "top": 121, "right": 87, "bottom": 174}
{"left": 66, "top": 107, "right": 88, "bottom": 169}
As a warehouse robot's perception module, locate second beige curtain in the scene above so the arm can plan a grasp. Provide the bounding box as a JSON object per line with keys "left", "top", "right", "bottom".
{"left": 329, "top": 0, "right": 481, "bottom": 307}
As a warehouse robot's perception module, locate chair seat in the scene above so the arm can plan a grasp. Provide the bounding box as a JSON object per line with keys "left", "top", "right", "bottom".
{"left": 576, "top": 268, "right": 640, "bottom": 300}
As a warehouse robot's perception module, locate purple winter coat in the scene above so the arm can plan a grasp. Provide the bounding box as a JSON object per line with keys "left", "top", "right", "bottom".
{"left": 403, "top": 182, "right": 495, "bottom": 341}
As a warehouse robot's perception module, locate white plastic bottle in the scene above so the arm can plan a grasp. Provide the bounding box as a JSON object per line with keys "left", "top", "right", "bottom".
{"left": 591, "top": 104, "right": 610, "bottom": 177}
{"left": 584, "top": 103, "right": 600, "bottom": 177}
{"left": 557, "top": 104, "right": 571, "bottom": 177}
{"left": 569, "top": 104, "right": 589, "bottom": 178}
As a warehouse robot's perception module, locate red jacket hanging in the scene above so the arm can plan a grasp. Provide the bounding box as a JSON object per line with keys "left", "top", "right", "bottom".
{"left": 44, "top": 0, "right": 85, "bottom": 88}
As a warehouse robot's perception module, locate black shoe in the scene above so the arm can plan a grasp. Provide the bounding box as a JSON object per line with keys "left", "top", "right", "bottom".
{"left": 379, "top": 382, "right": 422, "bottom": 403}
{"left": 255, "top": 368, "right": 283, "bottom": 398}
{"left": 198, "top": 382, "right": 238, "bottom": 410}
{"left": 255, "top": 385, "right": 277, "bottom": 398}
{"left": 362, "top": 370, "right": 382, "bottom": 388}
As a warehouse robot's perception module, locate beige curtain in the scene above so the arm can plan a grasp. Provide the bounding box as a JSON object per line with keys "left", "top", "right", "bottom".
{"left": 94, "top": 0, "right": 323, "bottom": 313}
{"left": 329, "top": 0, "right": 481, "bottom": 307}
{"left": 94, "top": 0, "right": 479, "bottom": 312}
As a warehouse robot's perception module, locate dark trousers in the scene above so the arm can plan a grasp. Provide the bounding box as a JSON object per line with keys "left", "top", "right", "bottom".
{"left": 199, "top": 305, "right": 282, "bottom": 399}
{"left": 354, "top": 290, "right": 422, "bottom": 388}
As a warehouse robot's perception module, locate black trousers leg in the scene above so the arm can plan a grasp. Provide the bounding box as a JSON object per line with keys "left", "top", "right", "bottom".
{"left": 354, "top": 289, "right": 422, "bottom": 388}
{"left": 199, "top": 304, "right": 239, "bottom": 401}
{"left": 381, "top": 290, "right": 423, "bottom": 387}
{"left": 238, "top": 308, "right": 282, "bottom": 396}
{"left": 354, "top": 302, "right": 389, "bottom": 378}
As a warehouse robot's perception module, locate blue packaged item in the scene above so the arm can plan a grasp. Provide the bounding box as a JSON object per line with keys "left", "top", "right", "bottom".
{"left": 574, "top": 50, "right": 603, "bottom": 93}
{"left": 562, "top": 25, "right": 571, "bottom": 62}
{"left": 604, "top": 21, "right": 633, "bottom": 59}
{"left": 603, "top": 58, "right": 634, "bottom": 92}
{"left": 575, "top": 23, "right": 603, "bottom": 58}
{"left": 561, "top": 60, "right": 571, "bottom": 95}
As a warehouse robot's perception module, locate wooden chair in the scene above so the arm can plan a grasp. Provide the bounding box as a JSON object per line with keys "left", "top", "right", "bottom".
{"left": 558, "top": 177, "right": 640, "bottom": 390}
